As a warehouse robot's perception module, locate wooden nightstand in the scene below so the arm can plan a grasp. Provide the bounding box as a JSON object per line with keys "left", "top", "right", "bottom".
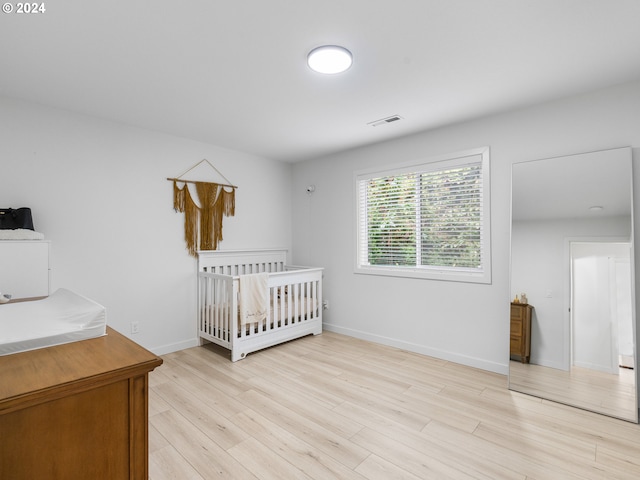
{"left": 510, "top": 303, "right": 533, "bottom": 363}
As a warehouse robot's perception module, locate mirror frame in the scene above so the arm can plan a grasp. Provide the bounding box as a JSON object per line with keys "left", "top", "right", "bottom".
{"left": 508, "top": 146, "right": 638, "bottom": 423}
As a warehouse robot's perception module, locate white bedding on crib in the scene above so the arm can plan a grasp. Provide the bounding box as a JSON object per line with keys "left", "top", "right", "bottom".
{"left": 239, "top": 273, "right": 269, "bottom": 325}
{"left": 0, "top": 288, "right": 107, "bottom": 356}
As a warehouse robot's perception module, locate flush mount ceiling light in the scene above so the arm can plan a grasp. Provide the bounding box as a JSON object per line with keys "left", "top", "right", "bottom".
{"left": 589, "top": 205, "right": 604, "bottom": 212}
{"left": 307, "top": 45, "right": 352, "bottom": 74}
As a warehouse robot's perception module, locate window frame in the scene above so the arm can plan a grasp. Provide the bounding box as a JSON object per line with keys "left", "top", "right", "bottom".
{"left": 354, "top": 147, "right": 491, "bottom": 284}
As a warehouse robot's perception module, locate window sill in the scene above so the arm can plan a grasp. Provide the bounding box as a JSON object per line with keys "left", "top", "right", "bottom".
{"left": 354, "top": 265, "right": 491, "bottom": 284}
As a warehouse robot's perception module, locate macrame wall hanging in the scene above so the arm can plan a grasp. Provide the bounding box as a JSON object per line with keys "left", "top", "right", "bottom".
{"left": 167, "top": 159, "right": 237, "bottom": 257}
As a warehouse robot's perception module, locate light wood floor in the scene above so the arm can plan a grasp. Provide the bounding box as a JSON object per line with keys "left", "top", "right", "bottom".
{"left": 149, "top": 332, "right": 640, "bottom": 479}
{"left": 509, "top": 360, "right": 637, "bottom": 422}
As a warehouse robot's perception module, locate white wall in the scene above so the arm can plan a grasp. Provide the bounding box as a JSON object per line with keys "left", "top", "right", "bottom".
{"left": 0, "top": 96, "right": 292, "bottom": 354}
{"left": 3, "top": 82, "right": 640, "bottom": 377}
{"left": 292, "top": 80, "right": 640, "bottom": 375}
{"left": 511, "top": 216, "right": 630, "bottom": 369}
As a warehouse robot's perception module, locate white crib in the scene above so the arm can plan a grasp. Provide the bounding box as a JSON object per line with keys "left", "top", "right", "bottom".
{"left": 197, "top": 249, "right": 323, "bottom": 361}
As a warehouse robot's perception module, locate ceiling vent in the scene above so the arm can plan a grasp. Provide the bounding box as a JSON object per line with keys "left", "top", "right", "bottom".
{"left": 367, "top": 115, "right": 403, "bottom": 127}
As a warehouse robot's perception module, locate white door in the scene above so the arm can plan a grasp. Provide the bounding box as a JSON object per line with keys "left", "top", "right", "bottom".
{"left": 614, "top": 257, "right": 634, "bottom": 367}
{"left": 571, "top": 242, "right": 632, "bottom": 375}
{"left": 572, "top": 255, "right": 616, "bottom": 373}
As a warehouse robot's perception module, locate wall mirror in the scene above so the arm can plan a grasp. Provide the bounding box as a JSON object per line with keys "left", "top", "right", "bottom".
{"left": 509, "top": 146, "right": 637, "bottom": 422}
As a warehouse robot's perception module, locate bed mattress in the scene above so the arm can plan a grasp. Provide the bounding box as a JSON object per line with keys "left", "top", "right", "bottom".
{"left": 0, "top": 288, "right": 107, "bottom": 356}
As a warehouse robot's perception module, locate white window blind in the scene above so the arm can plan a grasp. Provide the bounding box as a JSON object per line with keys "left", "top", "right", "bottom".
{"left": 355, "top": 147, "right": 491, "bottom": 283}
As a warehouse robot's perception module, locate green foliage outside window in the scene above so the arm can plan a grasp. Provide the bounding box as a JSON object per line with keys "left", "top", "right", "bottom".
{"left": 366, "top": 175, "right": 416, "bottom": 266}
{"left": 366, "top": 165, "right": 482, "bottom": 269}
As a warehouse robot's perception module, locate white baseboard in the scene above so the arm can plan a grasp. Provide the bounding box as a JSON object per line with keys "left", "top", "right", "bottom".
{"left": 151, "top": 338, "right": 199, "bottom": 356}
{"left": 323, "top": 322, "right": 508, "bottom": 375}
{"left": 151, "top": 326, "right": 510, "bottom": 376}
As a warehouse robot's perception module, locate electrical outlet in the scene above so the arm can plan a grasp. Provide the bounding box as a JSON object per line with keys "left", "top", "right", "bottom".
{"left": 323, "top": 300, "right": 329, "bottom": 310}
{"left": 131, "top": 321, "right": 139, "bottom": 334}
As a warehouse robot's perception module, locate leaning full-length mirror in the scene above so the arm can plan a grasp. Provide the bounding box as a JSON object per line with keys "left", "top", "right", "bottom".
{"left": 509, "top": 147, "right": 638, "bottom": 422}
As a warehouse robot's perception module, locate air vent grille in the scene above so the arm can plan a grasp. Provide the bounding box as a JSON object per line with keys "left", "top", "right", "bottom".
{"left": 367, "top": 115, "right": 403, "bottom": 127}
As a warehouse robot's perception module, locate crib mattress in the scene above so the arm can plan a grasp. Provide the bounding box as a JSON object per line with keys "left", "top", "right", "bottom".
{"left": 0, "top": 288, "right": 107, "bottom": 356}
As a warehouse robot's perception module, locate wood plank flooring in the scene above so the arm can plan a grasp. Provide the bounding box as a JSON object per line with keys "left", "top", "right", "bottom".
{"left": 149, "top": 332, "right": 640, "bottom": 479}
{"left": 509, "top": 360, "right": 637, "bottom": 421}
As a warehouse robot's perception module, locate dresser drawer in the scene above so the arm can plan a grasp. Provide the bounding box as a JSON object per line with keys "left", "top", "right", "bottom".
{"left": 510, "top": 304, "right": 524, "bottom": 321}
{"left": 510, "top": 302, "right": 532, "bottom": 363}
{"left": 510, "top": 319, "right": 523, "bottom": 337}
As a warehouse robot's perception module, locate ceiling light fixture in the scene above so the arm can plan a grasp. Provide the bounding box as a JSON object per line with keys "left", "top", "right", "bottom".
{"left": 307, "top": 45, "right": 352, "bottom": 74}
{"left": 589, "top": 205, "right": 604, "bottom": 212}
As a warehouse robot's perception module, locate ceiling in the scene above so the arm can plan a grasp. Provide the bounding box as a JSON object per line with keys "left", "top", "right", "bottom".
{"left": 1, "top": 1, "right": 640, "bottom": 163}
{"left": 512, "top": 148, "right": 632, "bottom": 222}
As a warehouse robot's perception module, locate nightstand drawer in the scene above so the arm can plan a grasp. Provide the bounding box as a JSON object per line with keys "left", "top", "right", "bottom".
{"left": 510, "top": 302, "right": 532, "bottom": 363}
{"left": 510, "top": 336, "right": 522, "bottom": 352}
{"left": 510, "top": 319, "right": 523, "bottom": 336}
{"left": 510, "top": 305, "right": 524, "bottom": 321}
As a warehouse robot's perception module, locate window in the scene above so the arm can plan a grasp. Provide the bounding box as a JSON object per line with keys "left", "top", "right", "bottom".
{"left": 355, "top": 147, "right": 491, "bottom": 283}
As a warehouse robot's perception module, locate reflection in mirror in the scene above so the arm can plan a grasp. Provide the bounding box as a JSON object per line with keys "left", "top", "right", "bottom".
{"left": 509, "top": 147, "right": 637, "bottom": 422}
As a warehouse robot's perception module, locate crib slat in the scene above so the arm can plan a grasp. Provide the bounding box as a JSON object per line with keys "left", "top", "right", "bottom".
{"left": 284, "top": 285, "right": 288, "bottom": 326}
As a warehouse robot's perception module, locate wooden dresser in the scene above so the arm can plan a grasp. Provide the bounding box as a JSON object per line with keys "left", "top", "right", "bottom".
{"left": 0, "top": 327, "right": 162, "bottom": 479}
{"left": 510, "top": 303, "right": 533, "bottom": 363}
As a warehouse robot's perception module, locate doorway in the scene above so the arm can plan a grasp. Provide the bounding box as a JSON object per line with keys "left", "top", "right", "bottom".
{"left": 570, "top": 242, "right": 633, "bottom": 374}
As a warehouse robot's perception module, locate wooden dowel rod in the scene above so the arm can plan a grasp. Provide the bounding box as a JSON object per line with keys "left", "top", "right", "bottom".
{"left": 166, "top": 178, "right": 238, "bottom": 189}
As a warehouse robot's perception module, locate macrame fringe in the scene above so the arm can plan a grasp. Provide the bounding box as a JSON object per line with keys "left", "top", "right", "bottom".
{"left": 173, "top": 180, "right": 186, "bottom": 212}
{"left": 221, "top": 188, "right": 235, "bottom": 216}
{"left": 183, "top": 185, "right": 200, "bottom": 256}
{"left": 195, "top": 182, "right": 219, "bottom": 251}
{"left": 173, "top": 180, "right": 236, "bottom": 257}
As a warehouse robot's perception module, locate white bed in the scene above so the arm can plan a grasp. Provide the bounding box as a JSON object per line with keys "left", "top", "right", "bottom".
{"left": 0, "top": 288, "right": 107, "bottom": 355}
{"left": 198, "top": 249, "right": 323, "bottom": 361}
